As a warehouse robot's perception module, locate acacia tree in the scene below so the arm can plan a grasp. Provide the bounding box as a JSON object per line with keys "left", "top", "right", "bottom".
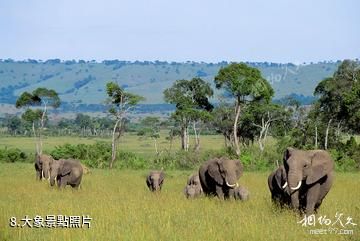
{"left": 164, "top": 78, "right": 213, "bottom": 151}
{"left": 214, "top": 63, "right": 274, "bottom": 155}
{"left": 106, "top": 81, "right": 144, "bottom": 168}
{"left": 15, "top": 88, "right": 60, "bottom": 155}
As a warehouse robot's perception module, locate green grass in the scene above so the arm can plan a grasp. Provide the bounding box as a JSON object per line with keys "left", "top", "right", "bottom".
{"left": 0, "top": 133, "right": 225, "bottom": 157}
{"left": 0, "top": 163, "right": 359, "bottom": 241}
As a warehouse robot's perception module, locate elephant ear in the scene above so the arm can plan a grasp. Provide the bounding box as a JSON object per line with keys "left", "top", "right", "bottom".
{"left": 208, "top": 160, "right": 223, "bottom": 185}
{"left": 146, "top": 174, "right": 151, "bottom": 187}
{"left": 306, "top": 151, "right": 333, "bottom": 185}
{"left": 283, "top": 147, "right": 294, "bottom": 161}
{"left": 235, "top": 160, "right": 243, "bottom": 179}
{"left": 60, "top": 161, "right": 72, "bottom": 176}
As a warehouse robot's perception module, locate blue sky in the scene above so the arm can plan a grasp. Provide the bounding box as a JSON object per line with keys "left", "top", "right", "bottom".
{"left": 0, "top": 0, "right": 359, "bottom": 63}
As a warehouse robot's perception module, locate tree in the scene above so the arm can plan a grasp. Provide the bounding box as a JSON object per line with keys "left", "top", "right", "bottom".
{"left": 243, "top": 102, "right": 287, "bottom": 151}
{"left": 214, "top": 63, "right": 274, "bottom": 155}
{"left": 15, "top": 88, "right": 60, "bottom": 154}
{"left": 164, "top": 77, "right": 213, "bottom": 151}
{"left": 106, "top": 81, "right": 144, "bottom": 168}
{"left": 314, "top": 59, "right": 360, "bottom": 148}
{"left": 138, "top": 117, "right": 161, "bottom": 154}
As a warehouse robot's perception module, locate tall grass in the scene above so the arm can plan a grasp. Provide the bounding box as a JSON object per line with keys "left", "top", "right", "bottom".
{"left": 0, "top": 163, "right": 359, "bottom": 241}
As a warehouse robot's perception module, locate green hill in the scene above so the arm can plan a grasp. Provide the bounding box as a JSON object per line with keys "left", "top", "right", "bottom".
{"left": 0, "top": 59, "right": 339, "bottom": 109}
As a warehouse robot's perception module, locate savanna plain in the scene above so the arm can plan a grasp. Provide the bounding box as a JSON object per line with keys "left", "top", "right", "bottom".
{"left": 0, "top": 135, "right": 359, "bottom": 241}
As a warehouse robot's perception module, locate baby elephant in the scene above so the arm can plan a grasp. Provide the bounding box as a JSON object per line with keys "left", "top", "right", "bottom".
{"left": 184, "top": 174, "right": 203, "bottom": 198}
{"left": 49, "top": 159, "right": 83, "bottom": 189}
{"left": 268, "top": 165, "right": 291, "bottom": 207}
{"left": 233, "top": 186, "right": 250, "bottom": 201}
{"left": 146, "top": 170, "right": 164, "bottom": 192}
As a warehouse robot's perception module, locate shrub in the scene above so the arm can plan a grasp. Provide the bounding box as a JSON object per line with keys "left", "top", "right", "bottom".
{"left": 0, "top": 148, "right": 28, "bottom": 163}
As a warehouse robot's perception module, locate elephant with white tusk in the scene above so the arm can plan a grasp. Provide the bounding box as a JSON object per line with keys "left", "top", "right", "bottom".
{"left": 35, "top": 153, "right": 54, "bottom": 180}
{"left": 49, "top": 159, "right": 83, "bottom": 189}
{"left": 283, "top": 147, "right": 334, "bottom": 214}
{"left": 199, "top": 157, "right": 243, "bottom": 199}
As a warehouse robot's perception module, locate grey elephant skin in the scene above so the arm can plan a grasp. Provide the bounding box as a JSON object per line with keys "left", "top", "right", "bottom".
{"left": 184, "top": 174, "right": 203, "bottom": 198}
{"left": 283, "top": 147, "right": 334, "bottom": 214}
{"left": 146, "top": 170, "right": 164, "bottom": 192}
{"left": 267, "top": 165, "right": 291, "bottom": 207}
{"left": 49, "top": 159, "right": 83, "bottom": 189}
{"left": 35, "top": 154, "right": 54, "bottom": 180}
{"left": 199, "top": 158, "right": 243, "bottom": 199}
{"left": 233, "top": 186, "right": 250, "bottom": 201}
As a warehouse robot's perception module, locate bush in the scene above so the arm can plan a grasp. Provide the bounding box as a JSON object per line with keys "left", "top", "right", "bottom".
{"left": 0, "top": 148, "right": 28, "bottom": 163}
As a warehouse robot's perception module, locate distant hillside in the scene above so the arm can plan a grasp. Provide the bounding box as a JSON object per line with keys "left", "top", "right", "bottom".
{"left": 0, "top": 59, "right": 339, "bottom": 110}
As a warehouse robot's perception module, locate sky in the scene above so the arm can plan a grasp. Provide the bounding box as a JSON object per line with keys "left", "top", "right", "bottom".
{"left": 0, "top": 0, "right": 359, "bottom": 63}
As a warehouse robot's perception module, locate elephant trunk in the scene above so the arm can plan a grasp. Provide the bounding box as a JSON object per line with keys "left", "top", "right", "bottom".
{"left": 287, "top": 169, "right": 301, "bottom": 209}
{"left": 43, "top": 166, "right": 50, "bottom": 179}
{"left": 50, "top": 177, "right": 55, "bottom": 186}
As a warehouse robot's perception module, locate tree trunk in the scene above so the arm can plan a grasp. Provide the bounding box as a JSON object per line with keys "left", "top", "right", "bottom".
{"left": 32, "top": 122, "right": 39, "bottom": 155}
{"left": 193, "top": 121, "right": 200, "bottom": 151}
{"left": 154, "top": 138, "right": 158, "bottom": 154}
{"left": 324, "top": 118, "right": 332, "bottom": 150}
{"left": 315, "top": 125, "right": 318, "bottom": 149}
{"left": 110, "top": 119, "right": 121, "bottom": 169}
{"left": 233, "top": 100, "right": 241, "bottom": 156}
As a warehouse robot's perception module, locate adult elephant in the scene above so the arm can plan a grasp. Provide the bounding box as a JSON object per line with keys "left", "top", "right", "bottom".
{"left": 146, "top": 170, "right": 165, "bottom": 192}
{"left": 267, "top": 165, "right": 291, "bottom": 207}
{"left": 199, "top": 158, "right": 243, "bottom": 199}
{"left": 49, "top": 159, "right": 83, "bottom": 189}
{"left": 283, "top": 147, "right": 334, "bottom": 214}
{"left": 35, "top": 154, "right": 54, "bottom": 180}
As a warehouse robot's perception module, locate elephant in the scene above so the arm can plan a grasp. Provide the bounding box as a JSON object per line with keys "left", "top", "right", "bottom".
{"left": 146, "top": 170, "right": 164, "bottom": 192}
{"left": 233, "top": 186, "right": 250, "bottom": 201}
{"left": 199, "top": 157, "right": 243, "bottom": 199}
{"left": 267, "top": 165, "right": 291, "bottom": 207}
{"left": 49, "top": 159, "right": 83, "bottom": 189}
{"left": 184, "top": 174, "right": 203, "bottom": 198}
{"left": 283, "top": 147, "right": 334, "bottom": 214}
{"left": 34, "top": 154, "right": 54, "bottom": 180}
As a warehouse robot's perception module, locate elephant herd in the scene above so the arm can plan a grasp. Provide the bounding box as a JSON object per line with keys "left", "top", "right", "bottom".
{"left": 35, "top": 154, "right": 84, "bottom": 188}
{"left": 35, "top": 147, "right": 334, "bottom": 214}
{"left": 146, "top": 147, "right": 335, "bottom": 215}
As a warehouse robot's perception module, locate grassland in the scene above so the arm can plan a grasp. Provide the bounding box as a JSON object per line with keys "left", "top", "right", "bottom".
{"left": 0, "top": 163, "right": 359, "bottom": 241}
{"left": 0, "top": 133, "right": 225, "bottom": 157}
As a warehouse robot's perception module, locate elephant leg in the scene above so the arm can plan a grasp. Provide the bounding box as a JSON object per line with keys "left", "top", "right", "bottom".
{"left": 227, "top": 188, "right": 235, "bottom": 200}
{"left": 36, "top": 169, "right": 42, "bottom": 180}
{"left": 305, "top": 183, "right": 321, "bottom": 215}
{"left": 215, "top": 185, "right": 224, "bottom": 199}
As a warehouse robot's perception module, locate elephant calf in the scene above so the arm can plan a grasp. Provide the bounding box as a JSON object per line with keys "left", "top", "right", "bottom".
{"left": 233, "top": 186, "right": 250, "bottom": 201}
{"left": 267, "top": 165, "right": 291, "bottom": 207}
{"left": 184, "top": 174, "right": 203, "bottom": 198}
{"left": 49, "top": 159, "right": 83, "bottom": 189}
{"left": 146, "top": 170, "right": 164, "bottom": 192}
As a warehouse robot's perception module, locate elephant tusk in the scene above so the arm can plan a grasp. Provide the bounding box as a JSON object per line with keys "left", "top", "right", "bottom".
{"left": 282, "top": 182, "right": 288, "bottom": 189}
{"left": 236, "top": 183, "right": 239, "bottom": 187}
{"left": 226, "top": 181, "right": 237, "bottom": 188}
{"left": 290, "top": 181, "right": 302, "bottom": 190}
{"left": 42, "top": 170, "right": 44, "bottom": 178}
